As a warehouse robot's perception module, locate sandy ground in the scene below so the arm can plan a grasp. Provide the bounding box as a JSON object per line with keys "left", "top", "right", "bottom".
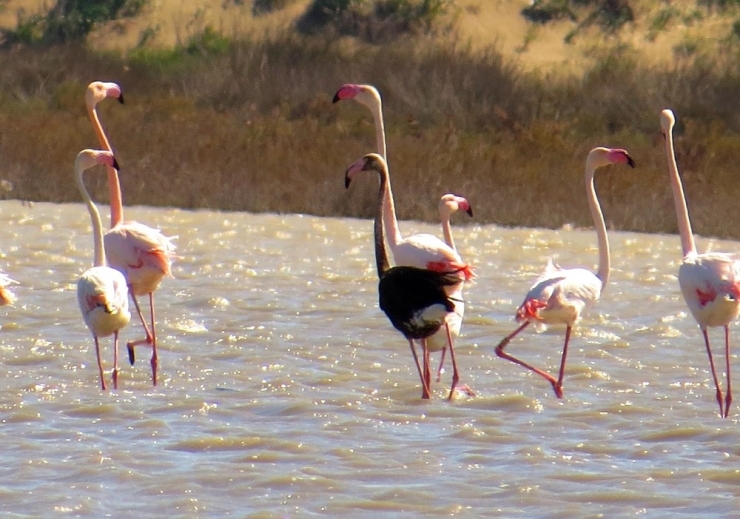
{"left": 0, "top": 0, "right": 736, "bottom": 71}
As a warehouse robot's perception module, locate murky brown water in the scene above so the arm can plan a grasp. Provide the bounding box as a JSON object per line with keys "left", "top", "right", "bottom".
{"left": 1, "top": 200, "right": 739, "bottom": 516}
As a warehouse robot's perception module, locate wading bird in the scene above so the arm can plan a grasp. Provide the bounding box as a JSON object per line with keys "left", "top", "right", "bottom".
{"left": 75, "top": 149, "right": 131, "bottom": 390}
{"left": 346, "top": 153, "right": 472, "bottom": 399}
{"left": 335, "top": 83, "right": 474, "bottom": 391}
{"left": 661, "top": 109, "right": 740, "bottom": 418}
{"left": 86, "top": 81, "right": 175, "bottom": 386}
{"left": 495, "top": 147, "right": 635, "bottom": 398}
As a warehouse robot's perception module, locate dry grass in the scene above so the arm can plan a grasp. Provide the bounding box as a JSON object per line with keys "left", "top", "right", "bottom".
{"left": 1, "top": 29, "right": 740, "bottom": 240}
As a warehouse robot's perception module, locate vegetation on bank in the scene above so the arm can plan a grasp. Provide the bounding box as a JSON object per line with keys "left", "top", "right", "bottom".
{"left": 1, "top": 1, "right": 740, "bottom": 241}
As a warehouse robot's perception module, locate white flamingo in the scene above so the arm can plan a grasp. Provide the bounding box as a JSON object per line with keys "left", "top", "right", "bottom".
{"left": 495, "top": 147, "right": 635, "bottom": 398}
{"left": 86, "top": 81, "right": 176, "bottom": 386}
{"left": 334, "top": 83, "right": 474, "bottom": 395}
{"left": 661, "top": 109, "right": 740, "bottom": 418}
{"left": 75, "top": 149, "right": 131, "bottom": 390}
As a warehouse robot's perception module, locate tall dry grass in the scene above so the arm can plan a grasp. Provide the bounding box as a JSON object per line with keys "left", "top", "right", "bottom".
{"left": 1, "top": 34, "right": 740, "bottom": 240}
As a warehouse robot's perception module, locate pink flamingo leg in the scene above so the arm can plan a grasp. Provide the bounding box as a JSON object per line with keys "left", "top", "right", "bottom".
{"left": 127, "top": 291, "right": 158, "bottom": 386}
{"left": 496, "top": 321, "right": 563, "bottom": 398}
{"left": 701, "top": 328, "right": 725, "bottom": 418}
{"left": 436, "top": 347, "right": 447, "bottom": 382}
{"left": 724, "top": 326, "right": 732, "bottom": 418}
{"left": 94, "top": 336, "right": 107, "bottom": 391}
{"left": 422, "top": 339, "right": 432, "bottom": 399}
{"left": 445, "top": 322, "right": 474, "bottom": 400}
{"left": 552, "top": 326, "right": 572, "bottom": 399}
{"left": 112, "top": 331, "right": 120, "bottom": 390}
{"left": 408, "top": 339, "right": 430, "bottom": 399}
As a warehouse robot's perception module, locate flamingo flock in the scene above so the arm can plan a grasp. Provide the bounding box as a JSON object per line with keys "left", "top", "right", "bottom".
{"left": 0, "top": 80, "right": 733, "bottom": 418}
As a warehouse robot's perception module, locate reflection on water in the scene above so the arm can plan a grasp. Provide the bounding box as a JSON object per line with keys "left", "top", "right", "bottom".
{"left": 0, "top": 201, "right": 739, "bottom": 516}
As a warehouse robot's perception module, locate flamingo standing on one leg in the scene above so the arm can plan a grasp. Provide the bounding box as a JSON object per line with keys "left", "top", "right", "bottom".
{"left": 335, "top": 83, "right": 474, "bottom": 396}
{"left": 661, "top": 109, "right": 740, "bottom": 418}
{"left": 75, "top": 149, "right": 131, "bottom": 390}
{"left": 347, "top": 153, "right": 463, "bottom": 399}
{"left": 495, "top": 147, "right": 635, "bottom": 398}
{"left": 86, "top": 81, "right": 175, "bottom": 386}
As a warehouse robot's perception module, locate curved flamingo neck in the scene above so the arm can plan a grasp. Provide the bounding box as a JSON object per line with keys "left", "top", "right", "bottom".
{"left": 373, "top": 162, "right": 391, "bottom": 278}
{"left": 440, "top": 211, "right": 455, "bottom": 251}
{"left": 664, "top": 124, "right": 697, "bottom": 258}
{"left": 87, "top": 104, "right": 123, "bottom": 228}
{"left": 76, "top": 163, "right": 107, "bottom": 268}
{"left": 584, "top": 162, "right": 610, "bottom": 287}
{"left": 363, "top": 95, "right": 401, "bottom": 249}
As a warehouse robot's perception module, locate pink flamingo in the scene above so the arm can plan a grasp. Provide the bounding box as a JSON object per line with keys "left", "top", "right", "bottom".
{"left": 86, "top": 81, "right": 175, "bottom": 386}
{"left": 661, "top": 109, "right": 740, "bottom": 418}
{"left": 75, "top": 149, "right": 131, "bottom": 390}
{"left": 495, "top": 147, "right": 635, "bottom": 398}
{"left": 335, "top": 83, "right": 474, "bottom": 397}
{"left": 0, "top": 274, "right": 16, "bottom": 306}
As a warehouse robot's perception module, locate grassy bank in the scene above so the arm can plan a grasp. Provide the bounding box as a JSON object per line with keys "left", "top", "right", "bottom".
{"left": 1, "top": 29, "right": 740, "bottom": 240}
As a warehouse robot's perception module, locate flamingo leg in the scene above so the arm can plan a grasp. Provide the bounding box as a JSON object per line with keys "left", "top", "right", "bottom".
{"left": 495, "top": 321, "right": 561, "bottom": 397}
{"left": 148, "top": 293, "right": 158, "bottom": 386}
{"left": 126, "top": 290, "right": 154, "bottom": 366}
{"left": 552, "top": 326, "right": 572, "bottom": 399}
{"left": 436, "top": 347, "right": 447, "bottom": 382}
{"left": 112, "top": 331, "right": 120, "bottom": 390}
{"left": 422, "top": 339, "right": 431, "bottom": 399}
{"left": 445, "top": 322, "right": 475, "bottom": 400}
{"left": 701, "top": 328, "right": 725, "bottom": 418}
{"left": 408, "top": 339, "right": 430, "bottom": 399}
{"left": 94, "top": 336, "right": 107, "bottom": 391}
{"left": 725, "top": 326, "right": 732, "bottom": 418}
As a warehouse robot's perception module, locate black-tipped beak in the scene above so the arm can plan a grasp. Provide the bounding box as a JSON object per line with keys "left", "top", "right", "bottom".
{"left": 332, "top": 92, "right": 341, "bottom": 104}
{"left": 466, "top": 206, "right": 473, "bottom": 218}
{"left": 344, "top": 174, "right": 352, "bottom": 189}
{"left": 112, "top": 157, "right": 120, "bottom": 171}
{"left": 118, "top": 93, "right": 124, "bottom": 105}
{"left": 627, "top": 155, "right": 636, "bottom": 168}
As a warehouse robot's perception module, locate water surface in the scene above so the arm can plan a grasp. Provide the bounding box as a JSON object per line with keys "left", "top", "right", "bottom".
{"left": 0, "top": 201, "right": 738, "bottom": 517}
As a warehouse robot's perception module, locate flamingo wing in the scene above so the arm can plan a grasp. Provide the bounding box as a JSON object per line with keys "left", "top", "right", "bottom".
{"left": 394, "top": 234, "right": 472, "bottom": 280}
{"left": 104, "top": 222, "right": 176, "bottom": 292}
{"left": 518, "top": 267, "right": 602, "bottom": 326}
{"left": 77, "top": 266, "right": 131, "bottom": 337}
{"left": 679, "top": 253, "right": 740, "bottom": 326}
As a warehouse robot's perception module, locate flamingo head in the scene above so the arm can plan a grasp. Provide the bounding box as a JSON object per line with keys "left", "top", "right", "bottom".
{"left": 344, "top": 153, "right": 386, "bottom": 188}
{"left": 75, "top": 149, "right": 119, "bottom": 173}
{"left": 439, "top": 194, "right": 473, "bottom": 218}
{"left": 660, "top": 109, "right": 676, "bottom": 137}
{"left": 586, "top": 147, "right": 636, "bottom": 171}
{"left": 332, "top": 84, "right": 381, "bottom": 109}
{"left": 85, "top": 81, "right": 124, "bottom": 109}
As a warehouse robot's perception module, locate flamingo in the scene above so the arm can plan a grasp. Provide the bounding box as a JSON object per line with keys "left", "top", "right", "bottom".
{"left": 0, "top": 275, "right": 16, "bottom": 306}
{"left": 86, "top": 81, "right": 175, "bottom": 386}
{"left": 334, "top": 83, "right": 474, "bottom": 392}
{"left": 661, "top": 109, "right": 740, "bottom": 418}
{"left": 75, "top": 149, "right": 131, "bottom": 390}
{"left": 346, "top": 153, "right": 471, "bottom": 400}
{"left": 495, "top": 147, "right": 635, "bottom": 398}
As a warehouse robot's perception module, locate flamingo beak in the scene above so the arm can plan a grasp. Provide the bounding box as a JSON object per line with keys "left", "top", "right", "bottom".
{"left": 332, "top": 91, "right": 341, "bottom": 104}
{"left": 112, "top": 157, "right": 120, "bottom": 171}
{"left": 626, "top": 155, "right": 636, "bottom": 168}
{"left": 118, "top": 93, "right": 124, "bottom": 105}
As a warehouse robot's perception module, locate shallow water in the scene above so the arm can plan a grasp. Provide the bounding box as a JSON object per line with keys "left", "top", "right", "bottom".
{"left": 1, "top": 200, "right": 739, "bottom": 517}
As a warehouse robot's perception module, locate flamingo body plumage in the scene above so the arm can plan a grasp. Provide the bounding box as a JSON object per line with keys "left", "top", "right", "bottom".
{"left": 496, "top": 147, "right": 635, "bottom": 398}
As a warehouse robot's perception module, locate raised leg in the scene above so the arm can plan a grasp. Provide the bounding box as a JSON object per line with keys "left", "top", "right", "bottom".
{"left": 408, "top": 339, "right": 430, "bottom": 399}
{"left": 724, "top": 326, "right": 732, "bottom": 418}
{"left": 702, "top": 328, "right": 725, "bottom": 418}
{"left": 495, "top": 320, "right": 562, "bottom": 397}
{"left": 126, "top": 290, "right": 154, "bottom": 366}
{"left": 94, "top": 336, "right": 107, "bottom": 391}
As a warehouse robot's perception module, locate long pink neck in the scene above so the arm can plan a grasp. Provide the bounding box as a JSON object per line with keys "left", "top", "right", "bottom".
{"left": 664, "top": 125, "right": 696, "bottom": 258}
{"left": 365, "top": 96, "right": 402, "bottom": 249}
{"left": 373, "top": 163, "right": 391, "bottom": 279}
{"left": 87, "top": 105, "right": 123, "bottom": 228}
{"left": 584, "top": 163, "right": 610, "bottom": 287}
